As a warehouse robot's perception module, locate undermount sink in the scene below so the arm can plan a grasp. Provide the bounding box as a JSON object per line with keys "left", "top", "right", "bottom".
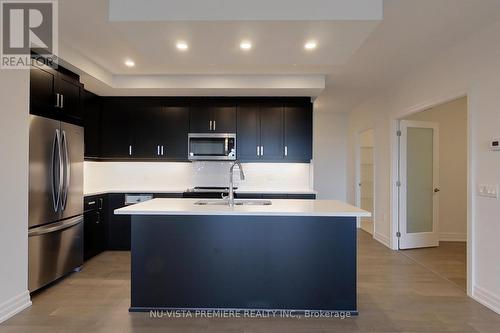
{"left": 194, "top": 199, "right": 272, "bottom": 206}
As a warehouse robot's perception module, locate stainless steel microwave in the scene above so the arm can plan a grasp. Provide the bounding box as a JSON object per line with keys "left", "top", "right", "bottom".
{"left": 188, "top": 133, "right": 236, "bottom": 161}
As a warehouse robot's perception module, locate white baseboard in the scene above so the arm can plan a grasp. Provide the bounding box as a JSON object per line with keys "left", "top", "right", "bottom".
{"left": 0, "top": 290, "right": 32, "bottom": 323}
{"left": 374, "top": 232, "right": 390, "bottom": 248}
{"left": 439, "top": 232, "right": 467, "bottom": 242}
{"left": 473, "top": 285, "right": 500, "bottom": 315}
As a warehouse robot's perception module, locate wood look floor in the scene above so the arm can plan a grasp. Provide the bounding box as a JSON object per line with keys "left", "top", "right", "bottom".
{"left": 1, "top": 231, "right": 499, "bottom": 332}
{"left": 401, "top": 241, "right": 467, "bottom": 291}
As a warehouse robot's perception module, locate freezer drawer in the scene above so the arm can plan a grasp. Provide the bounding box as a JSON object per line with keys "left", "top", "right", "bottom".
{"left": 28, "top": 216, "right": 83, "bottom": 292}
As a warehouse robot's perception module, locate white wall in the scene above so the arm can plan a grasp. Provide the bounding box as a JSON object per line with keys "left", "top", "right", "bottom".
{"left": 84, "top": 161, "right": 312, "bottom": 194}
{"left": 406, "top": 97, "right": 468, "bottom": 242}
{"left": 312, "top": 100, "right": 348, "bottom": 200}
{"left": 347, "top": 97, "right": 391, "bottom": 244}
{"left": 347, "top": 19, "right": 500, "bottom": 313}
{"left": 0, "top": 70, "right": 32, "bottom": 322}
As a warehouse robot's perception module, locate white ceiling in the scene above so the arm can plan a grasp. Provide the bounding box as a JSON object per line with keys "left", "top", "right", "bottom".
{"left": 108, "top": 0, "right": 383, "bottom": 21}
{"left": 59, "top": 0, "right": 379, "bottom": 75}
{"left": 316, "top": 0, "right": 500, "bottom": 112}
{"left": 58, "top": 0, "right": 500, "bottom": 108}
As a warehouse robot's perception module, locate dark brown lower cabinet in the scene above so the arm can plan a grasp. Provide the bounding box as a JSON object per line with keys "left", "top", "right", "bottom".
{"left": 107, "top": 194, "right": 131, "bottom": 251}
{"left": 84, "top": 195, "right": 107, "bottom": 260}
{"left": 84, "top": 192, "right": 315, "bottom": 255}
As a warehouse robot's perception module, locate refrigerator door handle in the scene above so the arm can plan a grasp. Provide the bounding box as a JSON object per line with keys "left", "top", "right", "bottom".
{"left": 52, "top": 129, "right": 64, "bottom": 212}
{"left": 28, "top": 215, "right": 82, "bottom": 237}
{"left": 51, "top": 130, "right": 60, "bottom": 212}
{"left": 61, "top": 130, "right": 70, "bottom": 211}
{"left": 58, "top": 130, "right": 64, "bottom": 212}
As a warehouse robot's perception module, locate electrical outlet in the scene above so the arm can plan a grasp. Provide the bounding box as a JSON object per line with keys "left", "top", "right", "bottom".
{"left": 478, "top": 184, "right": 499, "bottom": 198}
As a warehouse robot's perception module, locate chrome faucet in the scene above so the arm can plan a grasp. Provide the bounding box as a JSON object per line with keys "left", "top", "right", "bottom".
{"left": 227, "top": 160, "right": 245, "bottom": 206}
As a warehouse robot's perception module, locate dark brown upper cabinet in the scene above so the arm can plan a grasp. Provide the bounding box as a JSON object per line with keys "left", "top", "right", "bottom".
{"left": 190, "top": 101, "right": 236, "bottom": 133}
{"left": 98, "top": 97, "right": 189, "bottom": 160}
{"left": 86, "top": 97, "right": 311, "bottom": 163}
{"left": 284, "top": 102, "right": 313, "bottom": 161}
{"left": 83, "top": 90, "right": 102, "bottom": 158}
{"left": 236, "top": 98, "right": 311, "bottom": 163}
{"left": 30, "top": 62, "right": 83, "bottom": 125}
{"left": 237, "top": 101, "right": 284, "bottom": 162}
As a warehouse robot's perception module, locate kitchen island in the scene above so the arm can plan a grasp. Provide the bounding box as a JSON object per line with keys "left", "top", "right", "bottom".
{"left": 115, "top": 198, "right": 370, "bottom": 314}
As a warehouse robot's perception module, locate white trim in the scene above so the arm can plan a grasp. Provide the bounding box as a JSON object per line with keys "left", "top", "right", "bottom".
{"left": 0, "top": 290, "right": 32, "bottom": 323}
{"left": 389, "top": 118, "right": 400, "bottom": 250}
{"left": 473, "top": 285, "right": 500, "bottom": 315}
{"left": 374, "top": 232, "right": 390, "bottom": 247}
{"left": 439, "top": 232, "right": 467, "bottom": 242}
{"left": 466, "top": 95, "right": 474, "bottom": 297}
{"left": 355, "top": 128, "right": 375, "bottom": 235}
{"left": 390, "top": 93, "right": 472, "bottom": 296}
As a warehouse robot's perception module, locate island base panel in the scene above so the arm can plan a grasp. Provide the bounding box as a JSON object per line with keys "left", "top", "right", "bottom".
{"left": 131, "top": 215, "right": 357, "bottom": 312}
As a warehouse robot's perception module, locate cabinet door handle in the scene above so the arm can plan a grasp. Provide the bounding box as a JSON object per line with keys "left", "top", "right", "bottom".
{"left": 209, "top": 121, "right": 213, "bottom": 131}
{"left": 285, "top": 146, "right": 288, "bottom": 156}
{"left": 157, "top": 145, "right": 160, "bottom": 156}
{"left": 60, "top": 94, "right": 64, "bottom": 108}
{"left": 213, "top": 120, "right": 216, "bottom": 131}
{"left": 129, "top": 145, "right": 133, "bottom": 156}
{"left": 161, "top": 146, "right": 164, "bottom": 155}
{"left": 261, "top": 146, "right": 264, "bottom": 156}
{"left": 257, "top": 146, "right": 260, "bottom": 156}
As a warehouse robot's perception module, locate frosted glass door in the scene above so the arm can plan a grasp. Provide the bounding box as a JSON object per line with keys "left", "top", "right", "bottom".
{"left": 399, "top": 121, "right": 439, "bottom": 249}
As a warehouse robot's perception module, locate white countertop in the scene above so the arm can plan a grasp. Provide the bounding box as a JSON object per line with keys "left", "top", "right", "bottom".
{"left": 114, "top": 198, "right": 370, "bottom": 217}
{"left": 84, "top": 188, "right": 318, "bottom": 197}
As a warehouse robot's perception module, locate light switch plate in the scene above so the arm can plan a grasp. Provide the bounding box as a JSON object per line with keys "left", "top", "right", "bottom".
{"left": 491, "top": 139, "right": 500, "bottom": 151}
{"left": 478, "top": 184, "right": 499, "bottom": 198}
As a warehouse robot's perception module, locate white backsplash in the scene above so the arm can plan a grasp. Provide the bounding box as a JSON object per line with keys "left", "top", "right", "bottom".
{"left": 84, "top": 161, "right": 312, "bottom": 194}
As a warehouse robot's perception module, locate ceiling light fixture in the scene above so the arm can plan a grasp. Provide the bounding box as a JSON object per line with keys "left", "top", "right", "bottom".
{"left": 124, "top": 59, "right": 135, "bottom": 67}
{"left": 240, "top": 41, "right": 252, "bottom": 50}
{"left": 304, "top": 41, "right": 317, "bottom": 50}
{"left": 176, "top": 41, "right": 188, "bottom": 50}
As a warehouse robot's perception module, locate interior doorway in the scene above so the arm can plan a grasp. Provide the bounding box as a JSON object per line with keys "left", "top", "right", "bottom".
{"left": 397, "top": 96, "right": 468, "bottom": 291}
{"left": 357, "top": 129, "right": 375, "bottom": 235}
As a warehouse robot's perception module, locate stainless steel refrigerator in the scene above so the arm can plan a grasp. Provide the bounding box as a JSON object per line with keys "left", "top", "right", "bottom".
{"left": 28, "top": 115, "right": 84, "bottom": 292}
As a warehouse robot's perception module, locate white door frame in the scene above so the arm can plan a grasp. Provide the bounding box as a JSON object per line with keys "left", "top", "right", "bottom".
{"left": 389, "top": 92, "right": 473, "bottom": 296}
{"left": 355, "top": 128, "right": 375, "bottom": 235}
{"left": 398, "top": 120, "right": 440, "bottom": 249}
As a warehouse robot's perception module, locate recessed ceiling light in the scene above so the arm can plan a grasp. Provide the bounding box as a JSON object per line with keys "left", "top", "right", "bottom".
{"left": 176, "top": 41, "right": 188, "bottom": 50}
{"left": 304, "top": 41, "right": 317, "bottom": 50}
{"left": 240, "top": 41, "right": 252, "bottom": 50}
{"left": 124, "top": 59, "right": 135, "bottom": 67}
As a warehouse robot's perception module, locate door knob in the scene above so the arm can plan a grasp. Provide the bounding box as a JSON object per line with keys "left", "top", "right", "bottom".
{"left": 434, "top": 188, "right": 440, "bottom": 193}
